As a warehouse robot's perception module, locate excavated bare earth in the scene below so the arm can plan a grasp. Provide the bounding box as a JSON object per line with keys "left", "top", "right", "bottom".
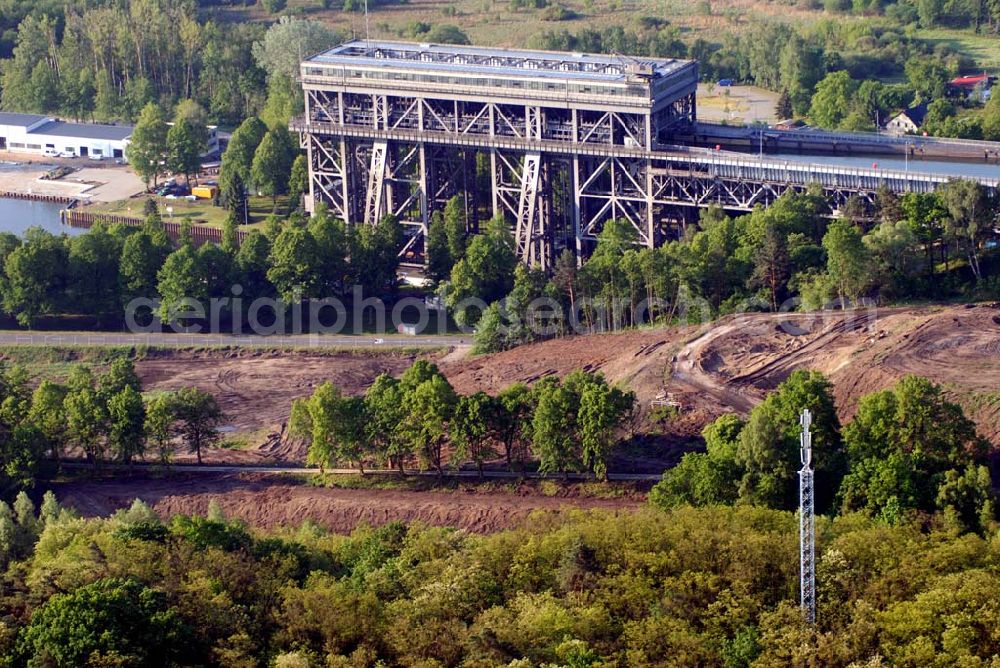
{"left": 134, "top": 305, "right": 1000, "bottom": 464}
{"left": 65, "top": 304, "right": 997, "bottom": 531}
{"left": 53, "top": 474, "right": 642, "bottom": 534}
{"left": 136, "top": 349, "right": 419, "bottom": 463}
{"left": 669, "top": 303, "right": 1000, "bottom": 444}
{"left": 135, "top": 329, "right": 693, "bottom": 464}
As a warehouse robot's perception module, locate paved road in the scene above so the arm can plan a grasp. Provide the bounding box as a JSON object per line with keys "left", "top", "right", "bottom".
{"left": 0, "top": 330, "right": 471, "bottom": 349}
{"left": 62, "top": 462, "right": 664, "bottom": 482}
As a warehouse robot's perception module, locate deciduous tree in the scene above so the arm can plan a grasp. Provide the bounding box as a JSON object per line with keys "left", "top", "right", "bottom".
{"left": 823, "top": 218, "right": 870, "bottom": 305}
{"left": 291, "top": 382, "right": 370, "bottom": 474}
{"left": 450, "top": 392, "right": 497, "bottom": 478}
{"left": 171, "top": 387, "right": 223, "bottom": 465}
{"left": 126, "top": 102, "right": 169, "bottom": 190}
{"left": 399, "top": 372, "right": 457, "bottom": 477}
{"left": 166, "top": 117, "right": 203, "bottom": 185}
{"left": 107, "top": 386, "right": 146, "bottom": 465}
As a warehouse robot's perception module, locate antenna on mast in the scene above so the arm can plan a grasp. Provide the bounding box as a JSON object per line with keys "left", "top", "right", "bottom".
{"left": 799, "top": 408, "right": 816, "bottom": 625}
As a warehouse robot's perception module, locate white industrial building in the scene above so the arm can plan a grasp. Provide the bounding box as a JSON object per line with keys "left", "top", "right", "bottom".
{"left": 0, "top": 112, "right": 132, "bottom": 159}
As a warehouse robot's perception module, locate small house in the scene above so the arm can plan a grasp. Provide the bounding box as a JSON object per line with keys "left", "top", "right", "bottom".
{"left": 885, "top": 103, "right": 928, "bottom": 135}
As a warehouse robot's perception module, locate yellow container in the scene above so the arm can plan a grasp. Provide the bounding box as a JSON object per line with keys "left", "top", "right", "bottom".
{"left": 192, "top": 185, "right": 218, "bottom": 200}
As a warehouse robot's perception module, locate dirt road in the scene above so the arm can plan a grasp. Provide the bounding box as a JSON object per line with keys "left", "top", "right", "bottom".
{"left": 671, "top": 319, "right": 758, "bottom": 414}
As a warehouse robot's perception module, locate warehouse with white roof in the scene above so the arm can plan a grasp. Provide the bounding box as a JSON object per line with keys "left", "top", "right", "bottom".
{"left": 0, "top": 112, "right": 132, "bottom": 159}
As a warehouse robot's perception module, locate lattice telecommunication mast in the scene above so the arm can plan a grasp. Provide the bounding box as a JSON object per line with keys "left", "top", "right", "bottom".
{"left": 799, "top": 408, "right": 816, "bottom": 625}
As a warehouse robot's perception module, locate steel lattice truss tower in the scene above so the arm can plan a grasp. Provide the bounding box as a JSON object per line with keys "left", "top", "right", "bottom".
{"left": 799, "top": 408, "right": 816, "bottom": 625}
{"left": 294, "top": 40, "right": 697, "bottom": 267}
{"left": 292, "top": 40, "right": 994, "bottom": 268}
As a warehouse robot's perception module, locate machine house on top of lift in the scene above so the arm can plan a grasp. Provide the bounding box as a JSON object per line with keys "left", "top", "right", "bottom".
{"left": 293, "top": 39, "right": 699, "bottom": 268}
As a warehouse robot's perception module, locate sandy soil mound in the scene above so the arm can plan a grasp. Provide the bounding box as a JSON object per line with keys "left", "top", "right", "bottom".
{"left": 53, "top": 474, "right": 642, "bottom": 534}
{"left": 676, "top": 304, "right": 1000, "bottom": 444}
{"left": 440, "top": 327, "right": 689, "bottom": 407}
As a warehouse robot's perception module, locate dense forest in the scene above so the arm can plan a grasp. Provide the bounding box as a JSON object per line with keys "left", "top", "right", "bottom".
{"left": 451, "top": 180, "right": 1000, "bottom": 353}
{"left": 0, "top": 482, "right": 999, "bottom": 665}
{"left": 0, "top": 2, "right": 344, "bottom": 128}
{"left": 530, "top": 20, "right": 1000, "bottom": 136}
{"left": 0, "top": 201, "right": 401, "bottom": 328}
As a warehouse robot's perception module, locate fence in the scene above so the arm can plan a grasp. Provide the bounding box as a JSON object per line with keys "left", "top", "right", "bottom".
{"left": 60, "top": 209, "right": 251, "bottom": 246}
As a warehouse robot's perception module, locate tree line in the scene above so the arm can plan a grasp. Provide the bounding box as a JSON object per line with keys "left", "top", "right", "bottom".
{"left": 0, "top": 358, "right": 225, "bottom": 497}
{"left": 432, "top": 180, "right": 999, "bottom": 354}
{"left": 5, "top": 176, "right": 993, "bottom": 340}
{"left": 0, "top": 201, "right": 401, "bottom": 327}
{"left": 292, "top": 360, "right": 635, "bottom": 480}
{"left": 805, "top": 67, "right": 1000, "bottom": 138}
{"left": 529, "top": 16, "right": 996, "bottom": 138}
{"left": 652, "top": 370, "right": 994, "bottom": 534}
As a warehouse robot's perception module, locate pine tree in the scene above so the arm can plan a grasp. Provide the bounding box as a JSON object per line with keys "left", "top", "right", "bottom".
{"left": 222, "top": 171, "right": 249, "bottom": 225}
{"left": 443, "top": 196, "right": 467, "bottom": 263}
{"left": 222, "top": 213, "right": 239, "bottom": 254}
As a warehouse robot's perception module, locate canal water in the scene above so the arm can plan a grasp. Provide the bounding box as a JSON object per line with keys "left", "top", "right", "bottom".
{"left": 0, "top": 198, "right": 83, "bottom": 237}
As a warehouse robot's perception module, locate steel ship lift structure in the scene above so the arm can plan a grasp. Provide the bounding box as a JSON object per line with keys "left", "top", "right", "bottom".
{"left": 292, "top": 40, "right": 998, "bottom": 268}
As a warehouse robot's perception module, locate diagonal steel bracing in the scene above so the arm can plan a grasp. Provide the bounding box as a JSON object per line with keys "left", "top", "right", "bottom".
{"left": 295, "top": 41, "right": 995, "bottom": 268}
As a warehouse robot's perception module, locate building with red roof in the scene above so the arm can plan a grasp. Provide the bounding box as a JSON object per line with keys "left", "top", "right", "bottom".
{"left": 950, "top": 74, "right": 993, "bottom": 88}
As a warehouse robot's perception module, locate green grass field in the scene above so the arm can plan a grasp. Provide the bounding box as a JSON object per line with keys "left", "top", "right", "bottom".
{"left": 86, "top": 194, "right": 298, "bottom": 229}
{"left": 919, "top": 28, "right": 1000, "bottom": 70}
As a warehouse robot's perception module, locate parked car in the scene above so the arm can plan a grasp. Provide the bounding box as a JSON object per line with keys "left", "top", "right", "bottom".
{"left": 156, "top": 182, "right": 190, "bottom": 197}
{"left": 717, "top": 78, "right": 734, "bottom": 87}
{"left": 88, "top": 153, "right": 103, "bottom": 161}
{"left": 59, "top": 151, "right": 77, "bottom": 158}
{"left": 42, "top": 148, "right": 59, "bottom": 158}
